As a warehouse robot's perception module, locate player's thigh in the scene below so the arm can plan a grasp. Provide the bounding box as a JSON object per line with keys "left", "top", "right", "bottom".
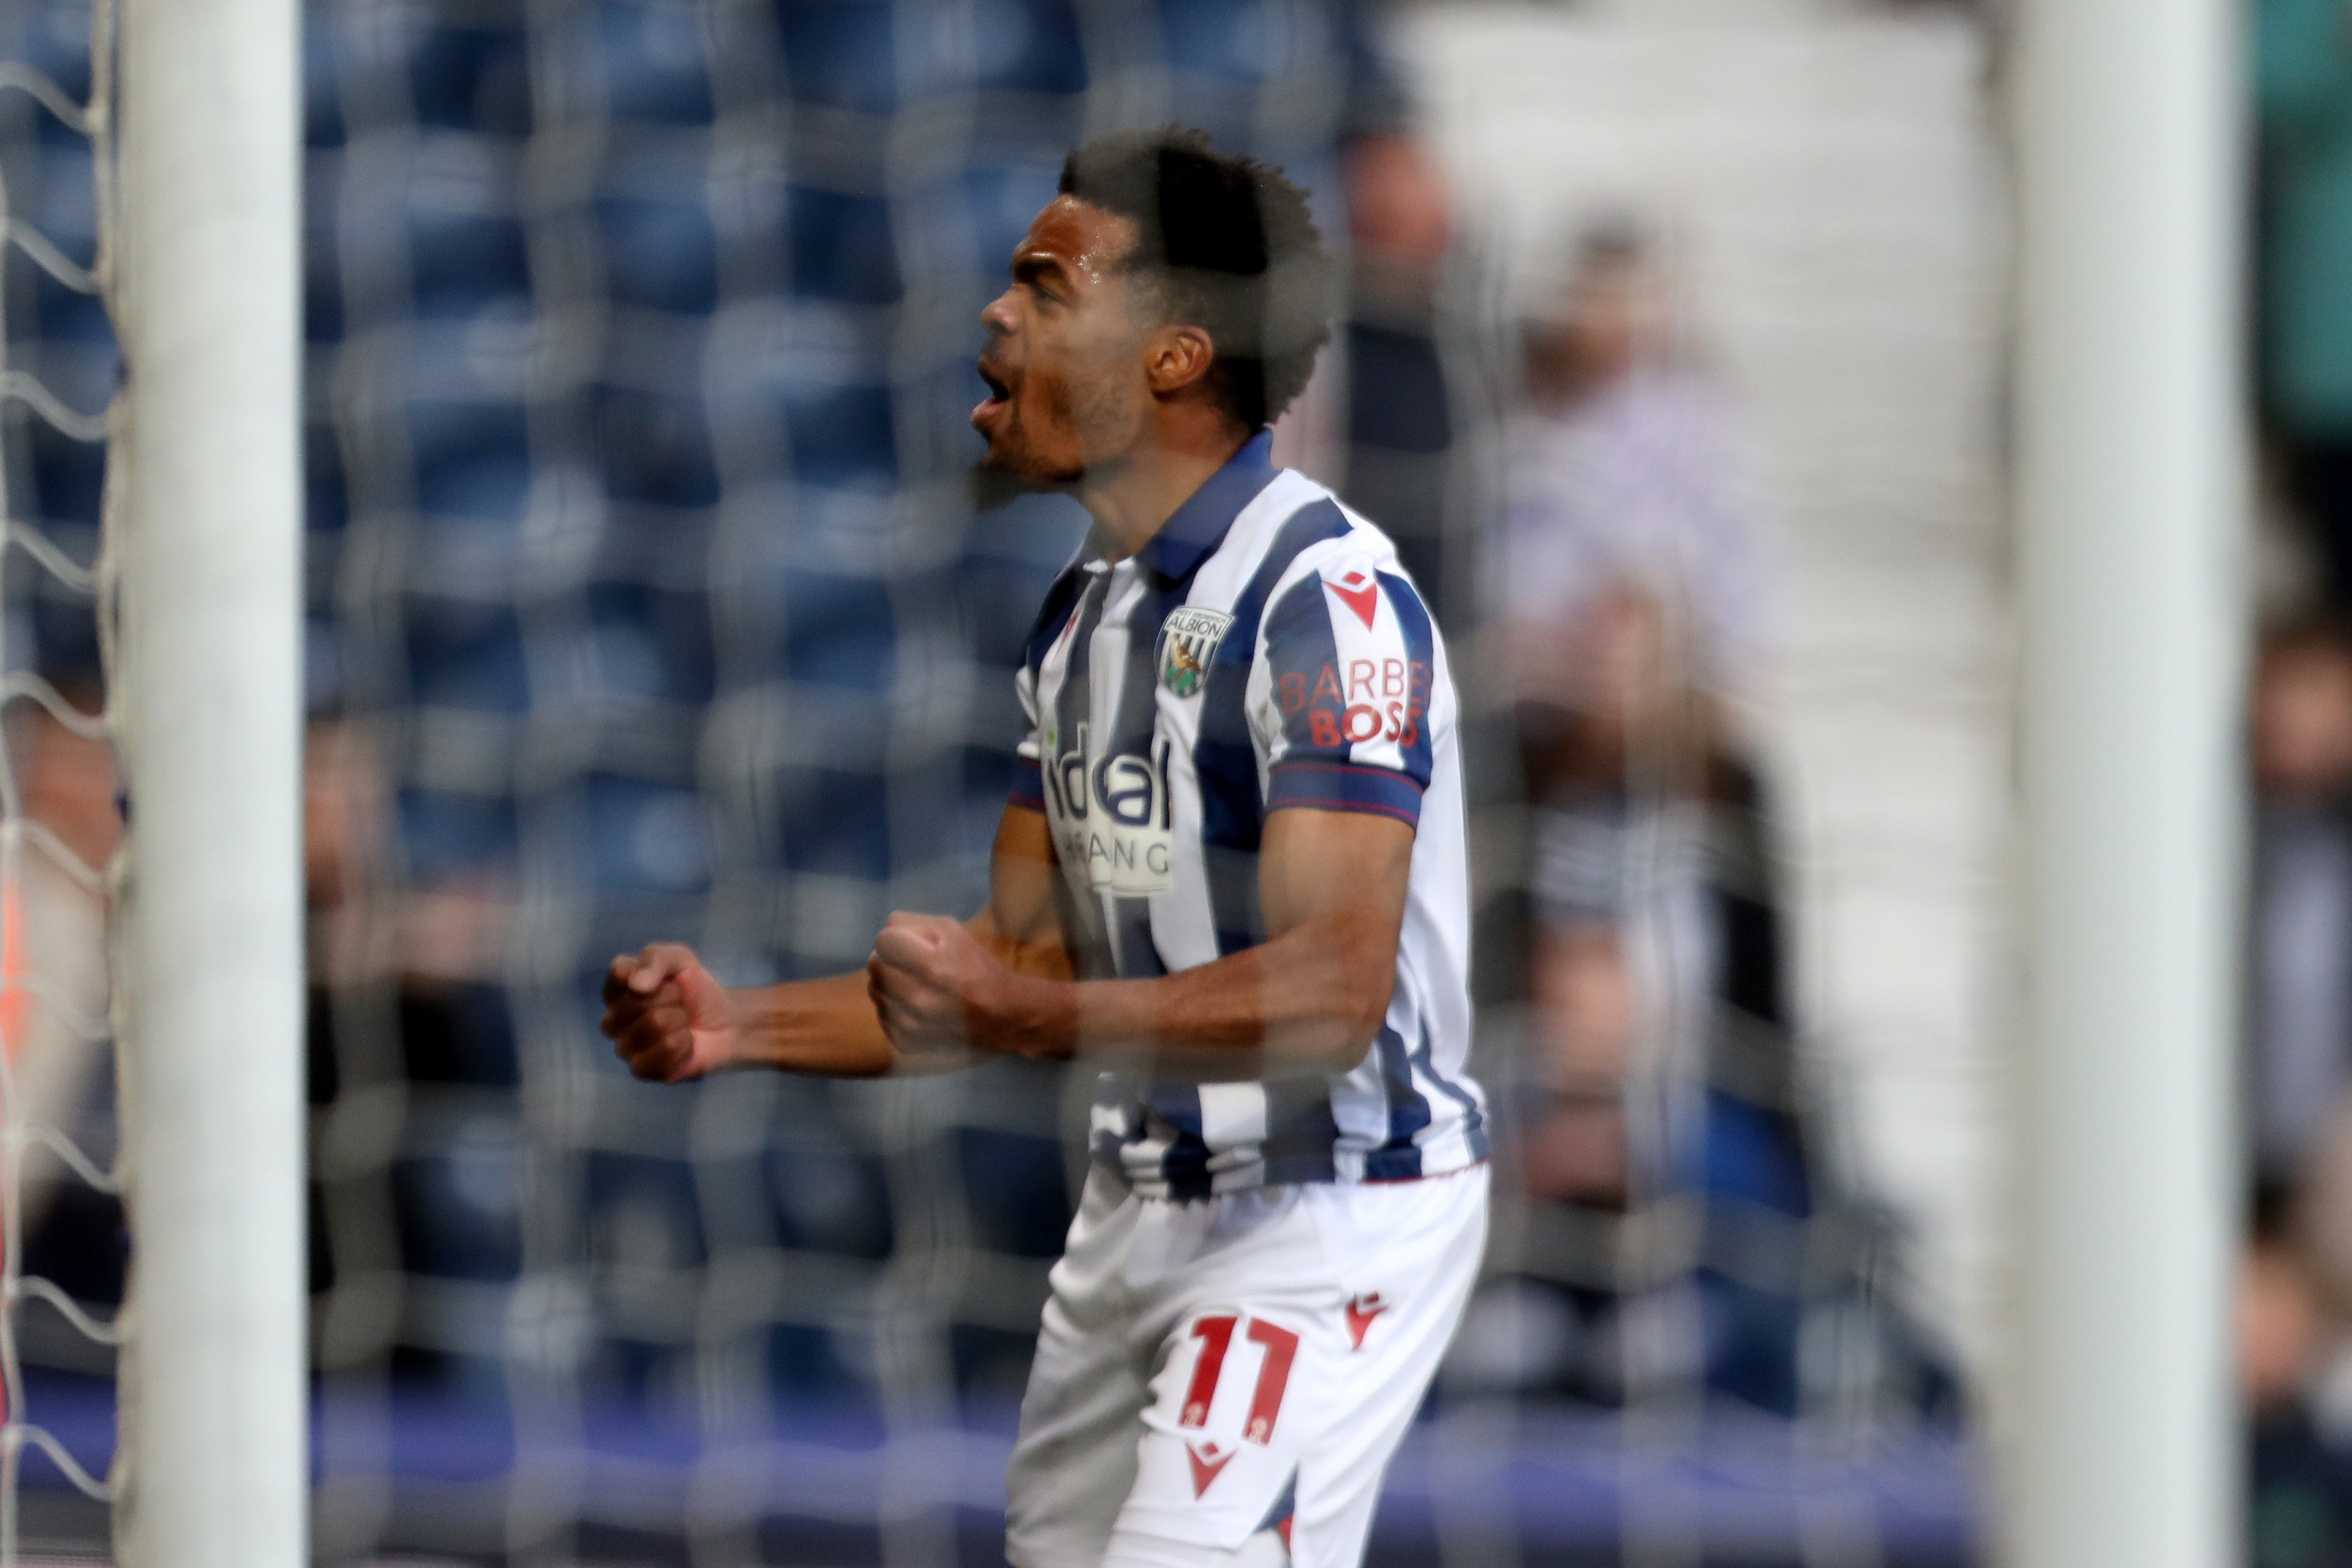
{"left": 1105, "top": 1194, "right": 1341, "bottom": 1560}
{"left": 1108, "top": 1172, "right": 1487, "bottom": 1567}
{"left": 1118, "top": 1168, "right": 1490, "bottom": 1568}
{"left": 1006, "top": 1305, "right": 1152, "bottom": 1568}
{"left": 1288, "top": 1168, "right": 1490, "bottom": 1568}
{"left": 1006, "top": 1173, "right": 1154, "bottom": 1568}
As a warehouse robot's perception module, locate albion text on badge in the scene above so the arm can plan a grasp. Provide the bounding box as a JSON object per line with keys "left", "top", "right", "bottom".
{"left": 1157, "top": 607, "right": 1234, "bottom": 698}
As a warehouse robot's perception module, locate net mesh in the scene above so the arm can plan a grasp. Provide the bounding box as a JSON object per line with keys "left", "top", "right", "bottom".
{"left": 1, "top": 1, "right": 1999, "bottom": 1563}
{"left": 0, "top": 0, "right": 122, "bottom": 1559}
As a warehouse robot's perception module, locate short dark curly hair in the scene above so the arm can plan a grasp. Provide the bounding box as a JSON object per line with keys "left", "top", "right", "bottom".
{"left": 1058, "top": 127, "right": 1336, "bottom": 432}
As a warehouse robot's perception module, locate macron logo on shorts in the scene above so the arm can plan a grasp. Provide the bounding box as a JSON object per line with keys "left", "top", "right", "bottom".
{"left": 1186, "top": 1439, "right": 1235, "bottom": 1496}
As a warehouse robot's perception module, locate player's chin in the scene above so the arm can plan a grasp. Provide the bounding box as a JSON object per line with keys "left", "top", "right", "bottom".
{"left": 967, "top": 453, "right": 1067, "bottom": 513}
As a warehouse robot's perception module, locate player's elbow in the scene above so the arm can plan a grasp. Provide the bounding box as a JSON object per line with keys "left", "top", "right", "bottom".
{"left": 1264, "top": 982, "right": 1388, "bottom": 1074}
{"left": 1294, "top": 916, "right": 1397, "bottom": 1072}
{"left": 1320, "top": 1030, "right": 1378, "bottom": 1076}
{"left": 1316, "top": 975, "right": 1395, "bottom": 1074}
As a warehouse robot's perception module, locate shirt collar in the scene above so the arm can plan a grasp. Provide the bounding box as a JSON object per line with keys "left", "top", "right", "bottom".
{"left": 1121, "top": 430, "right": 1279, "bottom": 582}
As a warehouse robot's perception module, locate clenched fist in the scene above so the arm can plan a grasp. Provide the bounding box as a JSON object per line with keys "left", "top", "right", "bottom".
{"left": 868, "top": 911, "right": 1042, "bottom": 1058}
{"left": 601, "top": 943, "right": 739, "bottom": 1083}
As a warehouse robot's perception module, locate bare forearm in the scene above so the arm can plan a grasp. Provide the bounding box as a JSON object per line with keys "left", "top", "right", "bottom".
{"left": 727, "top": 972, "right": 897, "bottom": 1077}
{"left": 614, "top": 932, "right": 1046, "bottom": 1081}
{"left": 993, "top": 914, "right": 1395, "bottom": 1081}
{"left": 735, "top": 912, "right": 1068, "bottom": 1079}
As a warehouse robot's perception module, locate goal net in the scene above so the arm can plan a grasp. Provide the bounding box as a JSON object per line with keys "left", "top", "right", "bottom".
{"left": 0, "top": 0, "right": 127, "bottom": 1555}
{"left": 0, "top": 1, "right": 2017, "bottom": 1564}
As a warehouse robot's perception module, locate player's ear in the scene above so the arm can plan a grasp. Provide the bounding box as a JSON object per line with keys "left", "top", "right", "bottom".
{"left": 1144, "top": 325, "right": 1215, "bottom": 396}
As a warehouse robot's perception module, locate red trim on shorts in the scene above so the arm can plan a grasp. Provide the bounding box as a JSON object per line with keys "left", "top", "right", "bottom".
{"left": 1360, "top": 1158, "right": 1490, "bottom": 1186}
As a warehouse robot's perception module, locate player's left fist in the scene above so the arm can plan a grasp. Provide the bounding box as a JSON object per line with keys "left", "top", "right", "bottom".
{"left": 868, "top": 913, "right": 1022, "bottom": 1057}
{"left": 601, "top": 942, "right": 739, "bottom": 1083}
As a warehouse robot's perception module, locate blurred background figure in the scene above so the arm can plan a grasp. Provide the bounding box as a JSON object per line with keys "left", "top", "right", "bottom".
{"left": 1482, "top": 221, "right": 1776, "bottom": 1207}
{"left": 2244, "top": 620, "right": 2352, "bottom": 1566}
{"left": 1330, "top": 124, "right": 1460, "bottom": 607}
{"left": 2245, "top": 4, "right": 2352, "bottom": 1561}
{"left": 2241, "top": 1185, "right": 2352, "bottom": 1568}
{"left": 1449, "top": 219, "right": 1958, "bottom": 1437}
{"left": 2250, "top": 619, "right": 2352, "bottom": 1187}
{"left": 7, "top": 689, "right": 118, "bottom": 1274}
{"left": 1492, "top": 224, "right": 1773, "bottom": 719}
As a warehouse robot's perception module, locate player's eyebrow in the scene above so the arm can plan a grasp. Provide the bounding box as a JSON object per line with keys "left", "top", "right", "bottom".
{"left": 1012, "top": 250, "right": 1075, "bottom": 291}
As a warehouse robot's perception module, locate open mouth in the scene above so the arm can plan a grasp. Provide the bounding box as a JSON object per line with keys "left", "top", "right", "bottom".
{"left": 973, "top": 361, "right": 1012, "bottom": 429}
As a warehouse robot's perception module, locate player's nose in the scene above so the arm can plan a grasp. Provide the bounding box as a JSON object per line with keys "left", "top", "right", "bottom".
{"left": 979, "top": 288, "right": 1018, "bottom": 339}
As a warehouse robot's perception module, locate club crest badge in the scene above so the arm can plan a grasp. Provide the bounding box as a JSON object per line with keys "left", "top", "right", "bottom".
{"left": 1158, "top": 608, "right": 1234, "bottom": 698}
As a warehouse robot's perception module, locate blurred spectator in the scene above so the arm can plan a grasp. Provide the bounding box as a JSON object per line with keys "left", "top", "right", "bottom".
{"left": 2251, "top": 620, "right": 2352, "bottom": 1182}
{"left": 7, "top": 690, "right": 115, "bottom": 1235}
{"left": 1483, "top": 223, "right": 1778, "bottom": 1204}
{"left": 2241, "top": 617, "right": 2352, "bottom": 1562}
{"left": 1343, "top": 132, "right": 1453, "bottom": 296}
{"left": 2258, "top": 0, "right": 2352, "bottom": 612}
{"left": 301, "top": 714, "right": 532, "bottom": 1369}
{"left": 1448, "top": 225, "right": 1956, "bottom": 1424}
{"left": 2244, "top": 1167, "right": 2352, "bottom": 1568}
{"left": 1332, "top": 127, "right": 1464, "bottom": 608}
{"left": 1488, "top": 224, "right": 1772, "bottom": 742}
{"left": 2246, "top": 1219, "right": 2329, "bottom": 1427}
{"left": 0, "top": 685, "right": 130, "bottom": 1379}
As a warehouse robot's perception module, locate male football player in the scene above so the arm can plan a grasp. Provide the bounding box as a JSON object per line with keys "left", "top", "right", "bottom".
{"left": 600, "top": 127, "right": 1487, "bottom": 1568}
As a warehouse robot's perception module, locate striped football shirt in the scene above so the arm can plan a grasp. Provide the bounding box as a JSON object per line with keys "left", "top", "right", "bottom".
{"left": 1009, "top": 431, "right": 1487, "bottom": 1199}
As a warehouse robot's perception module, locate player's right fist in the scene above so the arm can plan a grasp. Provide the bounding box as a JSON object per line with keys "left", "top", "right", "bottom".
{"left": 600, "top": 943, "right": 738, "bottom": 1084}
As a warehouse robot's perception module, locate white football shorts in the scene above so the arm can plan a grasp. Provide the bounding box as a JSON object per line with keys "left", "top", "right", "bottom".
{"left": 1004, "top": 1163, "right": 1490, "bottom": 1568}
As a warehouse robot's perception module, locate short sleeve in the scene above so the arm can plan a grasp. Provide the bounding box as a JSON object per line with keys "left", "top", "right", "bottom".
{"left": 1009, "top": 662, "right": 1047, "bottom": 812}
{"left": 1253, "top": 551, "right": 1436, "bottom": 828}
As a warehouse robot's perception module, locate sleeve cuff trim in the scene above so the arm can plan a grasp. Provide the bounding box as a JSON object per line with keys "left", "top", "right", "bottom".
{"left": 1265, "top": 760, "right": 1424, "bottom": 826}
{"left": 1009, "top": 756, "right": 1047, "bottom": 810}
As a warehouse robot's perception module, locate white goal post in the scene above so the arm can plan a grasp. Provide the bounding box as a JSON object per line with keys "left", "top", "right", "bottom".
{"left": 110, "top": 0, "right": 306, "bottom": 1563}
{"left": 2008, "top": 0, "right": 2245, "bottom": 1562}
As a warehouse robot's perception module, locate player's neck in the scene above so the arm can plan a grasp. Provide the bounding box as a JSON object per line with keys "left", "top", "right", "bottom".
{"left": 1075, "top": 417, "right": 1253, "bottom": 564}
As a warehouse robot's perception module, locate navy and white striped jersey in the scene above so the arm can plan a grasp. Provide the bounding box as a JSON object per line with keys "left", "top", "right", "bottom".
{"left": 1009, "top": 432, "right": 1487, "bottom": 1198}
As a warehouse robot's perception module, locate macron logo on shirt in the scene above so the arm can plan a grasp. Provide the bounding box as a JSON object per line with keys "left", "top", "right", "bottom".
{"left": 1322, "top": 561, "right": 1380, "bottom": 630}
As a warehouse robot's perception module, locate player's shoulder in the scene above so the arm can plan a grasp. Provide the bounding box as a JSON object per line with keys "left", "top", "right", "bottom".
{"left": 1019, "top": 542, "right": 1094, "bottom": 670}
{"left": 1254, "top": 473, "right": 1423, "bottom": 608}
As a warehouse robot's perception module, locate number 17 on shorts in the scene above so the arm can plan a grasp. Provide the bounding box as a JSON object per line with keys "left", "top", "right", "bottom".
{"left": 1180, "top": 1313, "right": 1299, "bottom": 1484}
{"left": 1122, "top": 1306, "right": 1328, "bottom": 1550}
